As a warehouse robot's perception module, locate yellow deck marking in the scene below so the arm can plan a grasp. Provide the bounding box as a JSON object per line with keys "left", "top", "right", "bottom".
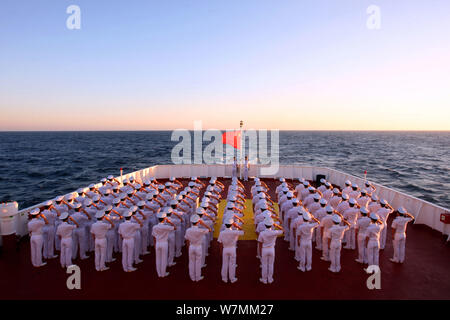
{"left": 213, "top": 199, "right": 279, "bottom": 240}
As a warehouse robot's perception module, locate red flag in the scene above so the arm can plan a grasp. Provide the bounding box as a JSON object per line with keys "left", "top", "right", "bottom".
{"left": 222, "top": 131, "right": 241, "bottom": 149}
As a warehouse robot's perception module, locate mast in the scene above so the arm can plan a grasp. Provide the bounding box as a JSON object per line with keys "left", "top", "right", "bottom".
{"left": 239, "top": 120, "right": 243, "bottom": 179}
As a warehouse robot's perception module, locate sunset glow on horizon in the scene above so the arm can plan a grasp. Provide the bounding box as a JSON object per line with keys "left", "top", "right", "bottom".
{"left": 1, "top": 0, "right": 449, "bottom": 131}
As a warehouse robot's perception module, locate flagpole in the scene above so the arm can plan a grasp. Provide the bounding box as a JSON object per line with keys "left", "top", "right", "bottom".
{"left": 239, "top": 120, "right": 243, "bottom": 179}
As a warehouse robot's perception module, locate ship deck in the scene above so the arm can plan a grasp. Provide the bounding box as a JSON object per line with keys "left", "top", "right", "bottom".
{"left": 1, "top": 178, "right": 449, "bottom": 300}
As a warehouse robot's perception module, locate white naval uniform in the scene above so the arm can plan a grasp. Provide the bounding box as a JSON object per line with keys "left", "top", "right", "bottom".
{"left": 391, "top": 216, "right": 413, "bottom": 263}
{"left": 90, "top": 221, "right": 112, "bottom": 271}
{"left": 56, "top": 222, "right": 76, "bottom": 268}
{"left": 329, "top": 196, "right": 342, "bottom": 210}
{"left": 185, "top": 226, "right": 209, "bottom": 281}
{"left": 328, "top": 224, "right": 349, "bottom": 272}
{"left": 232, "top": 160, "right": 238, "bottom": 178}
{"left": 258, "top": 229, "right": 282, "bottom": 284}
{"left": 28, "top": 219, "right": 45, "bottom": 267}
{"left": 218, "top": 228, "right": 244, "bottom": 282}
{"left": 320, "top": 215, "right": 334, "bottom": 261}
{"left": 41, "top": 209, "right": 57, "bottom": 259}
{"left": 152, "top": 223, "right": 174, "bottom": 277}
{"left": 343, "top": 207, "right": 359, "bottom": 249}
{"left": 314, "top": 207, "right": 327, "bottom": 250}
{"left": 297, "top": 222, "right": 318, "bottom": 271}
{"left": 376, "top": 207, "right": 393, "bottom": 249}
{"left": 292, "top": 216, "right": 304, "bottom": 260}
{"left": 243, "top": 159, "right": 249, "bottom": 181}
{"left": 71, "top": 212, "right": 89, "bottom": 260}
{"left": 172, "top": 210, "right": 185, "bottom": 257}
{"left": 355, "top": 216, "right": 371, "bottom": 263}
{"left": 366, "top": 223, "right": 383, "bottom": 266}
{"left": 118, "top": 221, "right": 140, "bottom": 272}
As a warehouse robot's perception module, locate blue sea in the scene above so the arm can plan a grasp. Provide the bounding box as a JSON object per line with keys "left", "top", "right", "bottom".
{"left": 0, "top": 131, "right": 449, "bottom": 209}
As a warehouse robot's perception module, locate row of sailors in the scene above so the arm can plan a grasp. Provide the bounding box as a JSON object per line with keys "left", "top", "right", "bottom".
{"left": 26, "top": 176, "right": 227, "bottom": 274}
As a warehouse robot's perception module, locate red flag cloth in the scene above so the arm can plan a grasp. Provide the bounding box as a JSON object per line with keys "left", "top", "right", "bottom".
{"left": 222, "top": 131, "right": 241, "bottom": 149}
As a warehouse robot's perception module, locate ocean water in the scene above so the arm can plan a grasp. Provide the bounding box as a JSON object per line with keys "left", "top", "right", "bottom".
{"left": 0, "top": 131, "right": 449, "bottom": 209}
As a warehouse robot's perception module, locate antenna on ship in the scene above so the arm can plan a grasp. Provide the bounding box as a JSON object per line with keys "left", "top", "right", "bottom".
{"left": 239, "top": 120, "right": 243, "bottom": 179}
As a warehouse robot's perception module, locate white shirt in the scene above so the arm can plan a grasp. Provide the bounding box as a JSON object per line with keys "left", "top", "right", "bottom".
{"left": 28, "top": 219, "right": 45, "bottom": 236}
{"left": 118, "top": 221, "right": 141, "bottom": 240}
{"left": 329, "top": 225, "right": 349, "bottom": 241}
{"left": 152, "top": 223, "right": 174, "bottom": 242}
{"left": 298, "top": 222, "right": 318, "bottom": 241}
{"left": 366, "top": 223, "right": 383, "bottom": 242}
{"left": 391, "top": 216, "right": 413, "bottom": 236}
{"left": 218, "top": 229, "right": 244, "bottom": 248}
{"left": 90, "top": 221, "right": 112, "bottom": 240}
{"left": 258, "top": 229, "right": 282, "bottom": 248}
{"left": 356, "top": 216, "right": 371, "bottom": 237}
{"left": 56, "top": 222, "right": 76, "bottom": 239}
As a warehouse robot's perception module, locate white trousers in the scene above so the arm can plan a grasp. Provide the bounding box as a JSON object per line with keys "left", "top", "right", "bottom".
{"left": 289, "top": 223, "right": 296, "bottom": 250}
{"left": 315, "top": 226, "right": 322, "bottom": 250}
{"left": 380, "top": 223, "right": 387, "bottom": 249}
{"left": 175, "top": 227, "right": 183, "bottom": 257}
{"left": 329, "top": 240, "right": 342, "bottom": 272}
{"left": 393, "top": 234, "right": 406, "bottom": 262}
{"left": 134, "top": 231, "right": 142, "bottom": 263}
{"left": 72, "top": 228, "right": 88, "bottom": 260}
{"left": 122, "top": 238, "right": 135, "bottom": 272}
{"left": 367, "top": 240, "right": 380, "bottom": 266}
{"left": 168, "top": 232, "right": 175, "bottom": 265}
{"left": 357, "top": 234, "right": 368, "bottom": 263}
{"left": 30, "top": 235, "right": 44, "bottom": 267}
{"left": 344, "top": 227, "right": 356, "bottom": 249}
{"left": 155, "top": 241, "right": 169, "bottom": 277}
{"left": 106, "top": 230, "right": 115, "bottom": 262}
{"left": 261, "top": 247, "right": 275, "bottom": 283}
{"left": 221, "top": 247, "right": 237, "bottom": 282}
{"left": 94, "top": 238, "right": 107, "bottom": 271}
{"left": 189, "top": 245, "right": 203, "bottom": 281}
{"left": 322, "top": 236, "right": 330, "bottom": 261}
{"left": 60, "top": 238, "right": 73, "bottom": 268}
{"left": 299, "top": 240, "right": 312, "bottom": 270}
{"left": 43, "top": 225, "right": 55, "bottom": 258}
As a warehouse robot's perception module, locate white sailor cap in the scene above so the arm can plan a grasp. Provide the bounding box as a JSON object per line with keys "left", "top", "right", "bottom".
{"left": 119, "top": 193, "right": 127, "bottom": 200}
{"left": 361, "top": 189, "right": 367, "bottom": 195}
{"left": 332, "top": 214, "right": 341, "bottom": 224}
{"left": 95, "top": 211, "right": 105, "bottom": 219}
{"left": 224, "top": 217, "right": 234, "bottom": 225}
{"left": 371, "top": 194, "right": 379, "bottom": 201}
{"left": 313, "top": 194, "right": 321, "bottom": 200}
{"left": 279, "top": 178, "right": 285, "bottom": 182}
{"left": 292, "top": 198, "right": 300, "bottom": 204}
{"left": 299, "top": 178, "right": 305, "bottom": 182}
{"left": 66, "top": 194, "right": 75, "bottom": 200}
{"left": 349, "top": 198, "right": 357, "bottom": 205}
{"left": 113, "top": 185, "right": 119, "bottom": 190}
{"left": 261, "top": 202, "right": 268, "bottom": 210}
{"left": 137, "top": 201, "right": 145, "bottom": 207}
{"left": 44, "top": 200, "right": 53, "bottom": 206}
{"left": 360, "top": 207, "right": 369, "bottom": 215}
{"left": 127, "top": 189, "right": 134, "bottom": 195}
{"left": 165, "top": 182, "right": 172, "bottom": 187}
{"left": 319, "top": 198, "right": 328, "bottom": 205}
{"left": 30, "top": 208, "right": 40, "bottom": 216}
{"left": 352, "top": 183, "right": 358, "bottom": 188}
{"left": 200, "top": 201, "right": 209, "bottom": 208}
{"left": 298, "top": 207, "right": 307, "bottom": 216}
{"left": 102, "top": 189, "right": 111, "bottom": 195}
{"left": 303, "top": 211, "right": 312, "bottom": 221}
{"left": 259, "top": 193, "right": 266, "bottom": 199}
{"left": 158, "top": 184, "right": 165, "bottom": 189}
{"left": 191, "top": 176, "right": 197, "bottom": 181}
{"left": 204, "top": 191, "right": 212, "bottom": 197}
{"left": 157, "top": 211, "right": 166, "bottom": 219}
{"left": 76, "top": 188, "right": 85, "bottom": 194}
{"left": 365, "top": 181, "right": 372, "bottom": 186}
{"left": 59, "top": 212, "right": 69, "bottom": 220}
{"left": 84, "top": 198, "right": 93, "bottom": 206}
{"left": 303, "top": 181, "right": 310, "bottom": 186}
{"left": 185, "top": 187, "right": 192, "bottom": 192}
{"left": 176, "top": 195, "right": 183, "bottom": 201}
{"left": 123, "top": 179, "right": 129, "bottom": 184}
{"left": 370, "top": 212, "right": 379, "bottom": 220}
{"left": 320, "top": 178, "right": 326, "bottom": 184}
{"left": 380, "top": 199, "right": 388, "bottom": 205}
{"left": 256, "top": 186, "right": 263, "bottom": 192}
{"left": 196, "top": 207, "right": 205, "bottom": 215}
{"left": 287, "top": 192, "right": 294, "bottom": 198}
{"left": 190, "top": 214, "right": 200, "bottom": 223}
{"left": 129, "top": 176, "right": 135, "bottom": 182}
{"left": 206, "top": 185, "right": 213, "bottom": 191}
{"left": 143, "top": 179, "right": 151, "bottom": 186}
{"left": 89, "top": 184, "right": 96, "bottom": 189}
{"left": 73, "top": 203, "right": 82, "bottom": 209}
{"left": 342, "top": 194, "right": 349, "bottom": 200}
{"left": 123, "top": 211, "right": 132, "bottom": 218}
{"left": 282, "top": 187, "right": 289, "bottom": 193}
{"left": 169, "top": 177, "right": 175, "bottom": 181}
{"left": 188, "top": 182, "right": 195, "bottom": 187}
{"left": 105, "top": 205, "right": 113, "bottom": 212}
{"left": 135, "top": 184, "right": 141, "bottom": 189}
{"left": 308, "top": 186, "right": 315, "bottom": 192}
{"left": 326, "top": 205, "right": 334, "bottom": 213}
{"left": 281, "top": 182, "right": 287, "bottom": 187}
{"left": 131, "top": 205, "right": 138, "bottom": 213}
{"left": 107, "top": 175, "right": 114, "bottom": 180}
{"left": 254, "top": 177, "right": 260, "bottom": 181}
{"left": 55, "top": 195, "right": 64, "bottom": 202}
{"left": 398, "top": 207, "right": 408, "bottom": 214}
{"left": 150, "top": 177, "right": 156, "bottom": 181}
{"left": 325, "top": 182, "right": 332, "bottom": 187}
{"left": 255, "top": 180, "right": 261, "bottom": 186}
{"left": 333, "top": 188, "right": 340, "bottom": 194}
{"left": 112, "top": 198, "right": 121, "bottom": 205}
{"left": 169, "top": 199, "right": 178, "bottom": 206}
{"left": 263, "top": 217, "right": 274, "bottom": 226}
{"left": 179, "top": 190, "right": 186, "bottom": 196}
{"left": 101, "top": 178, "right": 107, "bottom": 183}
{"left": 345, "top": 180, "right": 352, "bottom": 186}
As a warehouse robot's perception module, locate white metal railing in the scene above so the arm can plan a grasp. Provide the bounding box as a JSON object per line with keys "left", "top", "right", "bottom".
{"left": 14, "top": 164, "right": 450, "bottom": 239}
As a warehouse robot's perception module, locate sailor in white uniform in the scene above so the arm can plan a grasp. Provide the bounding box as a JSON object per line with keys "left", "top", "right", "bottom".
{"left": 355, "top": 207, "right": 371, "bottom": 264}
{"left": 41, "top": 200, "right": 58, "bottom": 259}
{"left": 90, "top": 210, "right": 114, "bottom": 271}
{"left": 152, "top": 210, "right": 176, "bottom": 277}
{"left": 257, "top": 217, "right": 283, "bottom": 284}
{"left": 390, "top": 207, "right": 415, "bottom": 264}
{"left": 130, "top": 206, "right": 144, "bottom": 265}
{"left": 218, "top": 217, "right": 244, "bottom": 283}
{"left": 299, "top": 181, "right": 311, "bottom": 201}
{"left": 342, "top": 180, "right": 352, "bottom": 195}
{"left": 71, "top": 203, "right": 91, "bottom": 260}
{"left": 169, "top": 199, "right": 185, "bottom": 258}
{"left": 297, "top": 211, "right": 320, "bottom": 272}
{"left": 118, "top": 210, "right": 141, "bottom": 272}
{"left": 243, "top": 156, "right": 249, "bottom": 181}
{"left": 313, "top": 199, "right": 328, "bottom": 250}
{"left": 28, "top": 208, "right": 48, "bottom": 267}
{"left": 232, "top": 156, "right": 238, "bottom": 178}
{"left": 329, "top": 188, "right": 342, "bottom": 209}
{"left": 56, "top": 212, "right": 78, "bottom": 268}
{"left": 365, "top": 212, "right": 383, "bottom": 266}
{"left": 320, "top": 206, "right": 335, "bottom": 261}
{"left": 317, "top": 178, "right": 327, "bottom": 193}
{"left": 368, "top": 195, "right": 381, "bottom": 214}
{"left": 376, "top": 199, "right": 394, "bottom": 249}
{"left": 336, "top": 194, "right": 350, "bottom": 215}
{"left": 342, "top": 198, "right": 360, "bottom": 250}
{"left": 328, "top": 215, "right": 350, "bottom": 273}
{"left": 295, "top": 178, "right": 306, "bottom": 197}
{"left": 357, "top": 190, "right": 370, "bottom": 208}
{"left": 349, "top": 184, "right": 361, "bottom": 200}
{"left": 185, "top": 214, "right": 211, "bottom": 282}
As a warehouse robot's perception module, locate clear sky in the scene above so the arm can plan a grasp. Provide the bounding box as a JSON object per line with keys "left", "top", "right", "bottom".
{"left": 1, "top": 0, "right": 449, "bottom": 131}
